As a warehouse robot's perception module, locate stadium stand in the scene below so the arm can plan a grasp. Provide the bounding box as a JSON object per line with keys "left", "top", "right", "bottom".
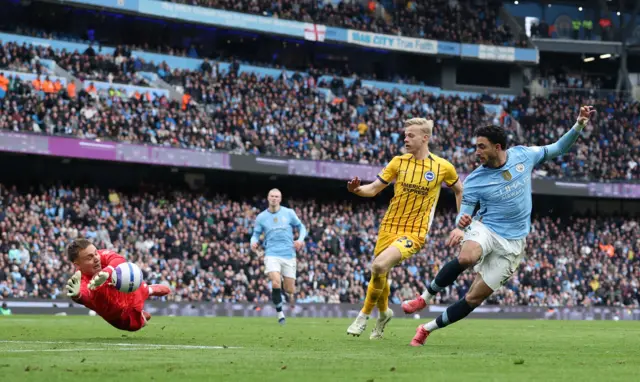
{"left": 0, "top": 183, "right": 638, "bottom": 307}
{"left": 164, "top": 0, "right": 527, "bottom": 47}
{"left": 0, "top": 38, "right": 638, "bottom": 181}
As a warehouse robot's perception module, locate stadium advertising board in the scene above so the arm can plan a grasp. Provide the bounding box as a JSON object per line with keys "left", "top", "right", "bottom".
{"left": 62, "top": 0, "right": 139, "bottom": 12}
{"left": 0, "top": 132, "right": 230, "bottom": 169}
{"left": 61, "top": 0, "right": 538, "bottom": 63}
{"left": 4, "top": 300, "right": 639, "bottom": 321}
{"left": 346, "top": 30, "right": 438, "bottom": 55}
{"left": 0, "top": 132, "right": 638, "bottom": 199}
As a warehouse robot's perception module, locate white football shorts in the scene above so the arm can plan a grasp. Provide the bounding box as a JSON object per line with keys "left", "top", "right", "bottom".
{"left": 264, "top": 256, "right": 297, "bottom": 279}
{"left": 462, "top": 221, "right": 526, "bottom": 291}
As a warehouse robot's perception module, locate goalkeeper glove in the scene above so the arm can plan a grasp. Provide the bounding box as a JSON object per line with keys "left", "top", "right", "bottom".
{"left": 88, "top": 266, "right": 115, "bottom": 290}
{"left": 66, "top": 271, "right": 81, "bottom": 298}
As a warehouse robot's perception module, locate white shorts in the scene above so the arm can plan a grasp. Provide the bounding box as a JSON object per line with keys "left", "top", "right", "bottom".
{"left": 463, "top": 221, "right": 526, "bottom": 291}
{"left": 264, "top": 256, "right": 297, "bottom": 279}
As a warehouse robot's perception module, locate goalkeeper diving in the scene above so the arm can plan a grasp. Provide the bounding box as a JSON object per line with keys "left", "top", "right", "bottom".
{"left": 65, "top": 238, "right": 171, "bottom": 331}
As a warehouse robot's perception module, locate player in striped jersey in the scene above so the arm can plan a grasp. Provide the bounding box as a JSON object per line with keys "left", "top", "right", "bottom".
{"left": 346, "top": 118, "right": 463, "bottom": 339}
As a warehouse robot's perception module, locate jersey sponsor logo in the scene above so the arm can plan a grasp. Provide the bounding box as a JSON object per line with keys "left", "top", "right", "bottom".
{"left": 424, "top": 171, "right": 435, "bottom": 182}
{"left": 401, "top": 182, "right": 431, "bottom": 196}
{"left": 495, "top": 177, "right": 529, "bottom": 201}
{"left": 515, "top": 163, "right": 525, "bottom": 173}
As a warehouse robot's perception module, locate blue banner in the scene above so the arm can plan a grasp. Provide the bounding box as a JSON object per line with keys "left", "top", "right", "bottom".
{"left": 40, "top": 0, "right": 539, "bottom": 64}
{"left": 0, "top": 32, "right": 115, "bottom": 56}
{"left": 437, "top": 41, "right": 461, "bottom": 56}
{"left": 345, "top": 30, "right": 438, "bottom": 55}
{"left": 62, "top": 0, "right": 139, "bottom": 12}
{"left": 137, "top": 0, "right": 308, "bottom": 37}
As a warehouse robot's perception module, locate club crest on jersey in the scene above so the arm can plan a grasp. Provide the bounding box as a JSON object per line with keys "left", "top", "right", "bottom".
{"left": 515, "top": 163, "right": 525, "bottom": 173}
{"left": 502, "top": 170, "right": 512, "bottom": 181}
{"left": 424, "top": 171, "right": 435, "bottom": 182}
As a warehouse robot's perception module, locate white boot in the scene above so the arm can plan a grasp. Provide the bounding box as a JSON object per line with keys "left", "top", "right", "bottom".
{"left": 370, "top": 309, "right": 394, "bottom": 339}
{"left": 346, "top": 312, "right": 369, "bottom": 337}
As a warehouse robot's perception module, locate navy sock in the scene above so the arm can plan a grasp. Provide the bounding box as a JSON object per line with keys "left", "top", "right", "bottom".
{"left": 435, "top": 298, "right": 475, "bottom": 328}
{"left": 272, "top": 288, "right": 283, "bottom": 312}
{"left": 428, "top": 258, "right": 466, "bottom": 295}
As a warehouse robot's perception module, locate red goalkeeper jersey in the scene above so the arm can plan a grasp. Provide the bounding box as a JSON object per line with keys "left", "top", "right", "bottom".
{"left": 72, "top": 249, "right": 148, "bottom": 323}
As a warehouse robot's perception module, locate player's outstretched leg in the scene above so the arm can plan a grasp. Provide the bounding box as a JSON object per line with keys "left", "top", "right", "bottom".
{"left": 348, "top": 247, "right": 400, "bottom": 337}
{"left": 410, "top": 275, "right": 493, "bottom": 346}
{"left": 402, "top": 241, "right": 482, "bottom": 314}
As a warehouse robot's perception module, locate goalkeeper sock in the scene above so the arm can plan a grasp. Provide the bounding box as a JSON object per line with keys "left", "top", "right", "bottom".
{"left": 423, "top": 258, "right": 466, "bottom": 299}
{"left": 272, "top": 288, "right": 283, "bottom": 313}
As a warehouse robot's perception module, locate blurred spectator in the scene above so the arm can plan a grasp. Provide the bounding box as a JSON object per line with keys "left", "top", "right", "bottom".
{"left": 0, "top": 183, "right": 638, "bottom": 307}
{"left": 164, "top": 0, "right": 526, "bottom": 47}
{"left": 1, "top": 41, "right": 638, "bottom": 181}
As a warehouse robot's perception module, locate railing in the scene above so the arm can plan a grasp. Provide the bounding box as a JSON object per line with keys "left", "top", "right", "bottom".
{"left": 532, "top": 81, "right": 632, "bottom": 101}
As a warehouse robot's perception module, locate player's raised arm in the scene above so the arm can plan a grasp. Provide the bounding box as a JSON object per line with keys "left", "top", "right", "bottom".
{"left": 531, "top": 105, "right": 596, "bottom": 165}
{"left": 347, "top": 156, "right": 400, "bottom": 197}
{"left": 288, "top": 209, "right": 307, "bottom": 251}
{"left": 250, "top": 215, "right": 263, "bottom": 251}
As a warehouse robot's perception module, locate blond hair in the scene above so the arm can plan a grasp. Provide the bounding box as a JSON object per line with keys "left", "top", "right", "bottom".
{"left": 404, "top": 118, "right": 434, "bottom": 136}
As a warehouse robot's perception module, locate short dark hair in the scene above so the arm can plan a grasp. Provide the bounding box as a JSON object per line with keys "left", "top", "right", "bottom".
{"left": 474, "top": 125, "right": 508, "bottom": 151}
{"left": 66, "top": 238, "right": 93, "bottom": 262}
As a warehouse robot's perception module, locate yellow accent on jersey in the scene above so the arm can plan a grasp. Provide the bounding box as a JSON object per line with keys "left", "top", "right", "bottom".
{"left": 376, "top": 153, "right": 459, "bottom": 240}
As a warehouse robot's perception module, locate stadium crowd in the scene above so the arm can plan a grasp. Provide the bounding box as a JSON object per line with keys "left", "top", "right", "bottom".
{"left": 0, "top": 184, "right": 638, "bottom": 308}
{"left": 1, "top": 39, "right": 639, "bottom": 181}
{"left": 164, "top": 0, "right": 525, "bottom": 47}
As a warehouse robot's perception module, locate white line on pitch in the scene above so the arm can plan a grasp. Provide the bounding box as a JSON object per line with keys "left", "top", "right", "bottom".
{"left": 0, "top": 340, "right": 241, "bottom": 349}
{"left": 2, "top": 348, "right": 150, "bottom": 353}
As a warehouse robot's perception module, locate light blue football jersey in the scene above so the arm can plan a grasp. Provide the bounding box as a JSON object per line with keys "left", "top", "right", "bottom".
{"left": 460, "top": 145, "right": 546, "bottom": 240}
{"left": 250, "top": 206, "right": 307, "bottom": 259}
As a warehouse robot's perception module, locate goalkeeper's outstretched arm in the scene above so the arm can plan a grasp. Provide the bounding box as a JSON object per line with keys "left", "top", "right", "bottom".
{"left": 67, "top": 270, "right": 91, "bottom": 305}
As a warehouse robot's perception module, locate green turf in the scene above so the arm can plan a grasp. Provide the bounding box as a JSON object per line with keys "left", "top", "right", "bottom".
{"left": 1, "top": 315, "right": 639, "bottom": 381}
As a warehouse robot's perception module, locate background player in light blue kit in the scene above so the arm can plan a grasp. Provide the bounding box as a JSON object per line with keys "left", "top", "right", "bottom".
{"left": 403, "top": 106, "right": 596, "bottom": 346}
{"left": 251, "top": 188, "right": 307, "bottom": 325}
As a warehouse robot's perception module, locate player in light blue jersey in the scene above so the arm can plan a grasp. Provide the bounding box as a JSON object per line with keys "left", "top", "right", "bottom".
{"left": 250, "top": 188, "right": 307, "bottom": 325}
{"left": 404, "top": 106, "right": 595, "bottom": 346}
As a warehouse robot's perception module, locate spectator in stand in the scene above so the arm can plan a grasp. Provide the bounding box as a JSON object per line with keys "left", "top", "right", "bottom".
{"left": 1, "top": 41, "right": 638, "bottom": 181}
{"left": 163, "top": 0, "right": 527, "bottom": 47}
{"left": 0, "top": 183, "right": 638, "bottom": 308}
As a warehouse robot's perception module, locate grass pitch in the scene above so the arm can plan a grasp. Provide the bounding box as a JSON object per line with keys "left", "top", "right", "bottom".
{"left": 1, "top": 315, "right": 639, "bottom": 381}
